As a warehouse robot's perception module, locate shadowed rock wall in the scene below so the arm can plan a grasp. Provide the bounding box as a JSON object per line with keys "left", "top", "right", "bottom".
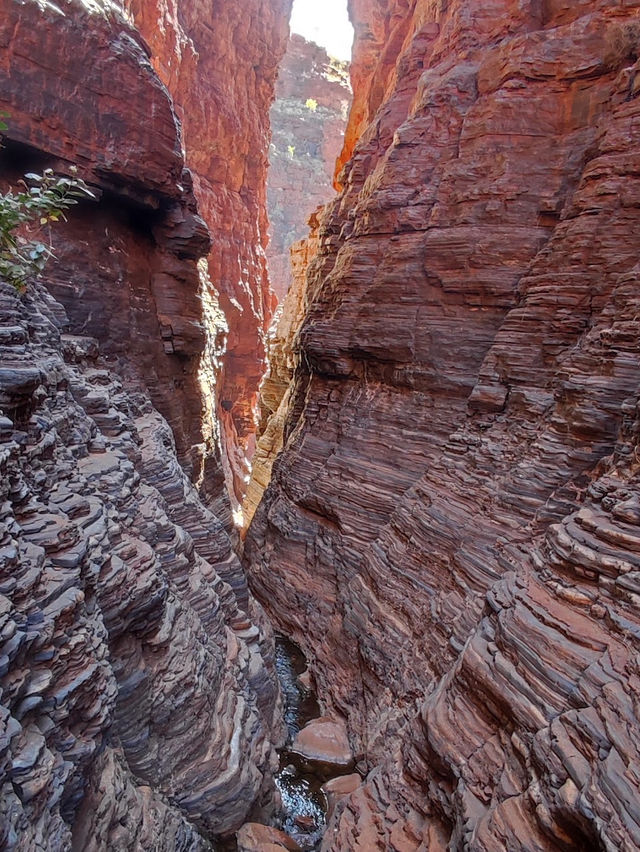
{"left": 124, "top": 0, "right": 293, "bottom": 506}
{"left": 0, "top": 0, "right": 286, "bottom": 846}
{"left": 245, "top": 1, "right": 640, "bottom": 848}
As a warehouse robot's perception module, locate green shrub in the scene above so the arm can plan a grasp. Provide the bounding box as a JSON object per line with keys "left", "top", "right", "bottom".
{"left": 0, "top": 167, "right": 94, "bottom": 291}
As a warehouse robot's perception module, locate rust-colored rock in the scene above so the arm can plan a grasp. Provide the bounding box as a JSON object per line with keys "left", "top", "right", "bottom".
{"left": 335, "top": 0, "right": 414, "bottom": 186}
{"left": 0, "top": 0, "right": 285, "bottom": 847}
{"left": 291, "top": 716, "right": 353, "bottom": 768}
{"left": 0, "top": 0, "right": 232, "bottom": 520}
{"left": 237, "top": 822, "right": 301, "bottom": 852}
{"left": 267, "top": 34, "right": 350, "bottom": 300}
{"left": 245, "top": 1, "right": 640, "bottom": 849}
{"left": 243, "top": 212, "right": 320, "bottom": 530}
{"left": 124, "top": 0, "right": 293, "bottom": 506}
{"left": 321, "top": 774, "right": 362, "bottom": 822}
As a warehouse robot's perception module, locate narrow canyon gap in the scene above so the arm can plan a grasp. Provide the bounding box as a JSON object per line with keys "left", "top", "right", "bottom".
{"left": 2, "top": 2, "right": 640, "bottom": 852}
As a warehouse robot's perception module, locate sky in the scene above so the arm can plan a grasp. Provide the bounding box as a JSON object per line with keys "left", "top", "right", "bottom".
{"left": 289, "top": 0, "right": 354, "bottom": 61}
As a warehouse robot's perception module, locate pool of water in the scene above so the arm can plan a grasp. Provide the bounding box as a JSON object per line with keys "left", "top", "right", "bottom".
{"left": 274, "top": 636, "right": 327, "bottom": 851}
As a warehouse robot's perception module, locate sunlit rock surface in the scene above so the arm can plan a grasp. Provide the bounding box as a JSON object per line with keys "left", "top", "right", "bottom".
{"left": 124, "top": 0, "right": 294, "bottom": 506}
{"left": 243, "top": 215, "right": 320, "bottom": 531}
{"left": 0, "top": 0, "right": 233, "bottom": 523}
{"left": 267, "top": 34, "right": 350, "bottom": 301}
{"left": 245, "top": 1, "right": 640, "bottom": 848}
{"left": 244, "top": 36, "right": 351, "bottom": 529}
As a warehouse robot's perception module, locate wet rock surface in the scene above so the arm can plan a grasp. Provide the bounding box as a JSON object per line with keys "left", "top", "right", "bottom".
{"left": 245, "top": 1, "right": 640, "bottom": 849}
{"left": 269, "top": 638, "right": 357, "bottom": 851}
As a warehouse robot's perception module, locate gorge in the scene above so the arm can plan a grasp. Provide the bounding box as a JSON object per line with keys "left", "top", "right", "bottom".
{"left": 2, "top": 0, "right": 640, "bottom": 851}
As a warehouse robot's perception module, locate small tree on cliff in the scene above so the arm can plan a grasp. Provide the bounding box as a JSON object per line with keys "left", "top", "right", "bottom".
{"left": 0, "top": 165, "right": 94, "bottom": 291}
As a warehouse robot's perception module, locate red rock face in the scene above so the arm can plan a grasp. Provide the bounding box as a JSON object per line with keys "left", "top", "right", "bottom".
{"left": 0, "top": 0, "right": 229, "bottom": 517}
{"left": 0, "top": 0, "right": 286, "bottom": 845}
{"left": 335, "top": 0, "right": 414, "bottom": 186}
{"left": 267, "top": 34, "right": 350, "bottom": 300}
{"left": 123, "top": 0, "right": 293, "bottom": 505}
{"left": 243, "top": 213, "right": 320, "bottom": 530}
{"left": 245, "top": 1, "right": 640, "bottom": 848}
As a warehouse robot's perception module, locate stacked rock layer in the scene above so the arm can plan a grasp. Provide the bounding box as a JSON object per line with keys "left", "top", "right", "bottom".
{"left": 245, "top": 1, "right": 640, "bottom": 849}
{"left": 123, "top": 0, "right": 293, "bottom": 505}
{"left": 243, "top": 214, "right": 321, "bottom": 530}
{"left": 267, "top": 34, "right": 351, "bottom": 301}
{"left": 0, "top": 0, "right": 285, "bottom": 846}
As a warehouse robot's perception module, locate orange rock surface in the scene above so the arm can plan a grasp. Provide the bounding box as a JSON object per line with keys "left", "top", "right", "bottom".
{"left": 267, "top": 34, "right": 350, "bottom": 300}
{"left": 124, "top": 0, "right": 293, "bottom": 505}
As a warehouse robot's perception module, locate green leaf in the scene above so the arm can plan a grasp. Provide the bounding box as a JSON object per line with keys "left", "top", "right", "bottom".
{"left": 0, "top": 165, "right": 96, "bottom": 290}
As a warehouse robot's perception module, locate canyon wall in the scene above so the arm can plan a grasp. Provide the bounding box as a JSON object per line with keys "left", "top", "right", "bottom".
{"left": 244, "top": 36, "right": 351, "bottom": 529}
{"left": 124, "top": 0, "right": 292, "bottom": 506}
{"left": 0, "top": 0, "right": 286, "bottom": 846}
{"left": 267, "top": 34, "right": 350, "bottom": 301}
{"left": 244, "top": 214, "right": 321, "bottom": 530}
{"left": 245, "top": 1, "right": 640, "bottom": 849}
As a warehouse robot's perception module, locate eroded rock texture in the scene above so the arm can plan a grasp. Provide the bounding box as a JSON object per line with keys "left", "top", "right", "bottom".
{"left": 267, "top": 34, "right": 350, "bottom": 301}
{"left": 0, "top": 0, "right": 281, "bottom": 846}
{"left": 123, "top": 0, "right": 293, "bottom": 506}
{"left": 0, "top": 0, "right": 232, "bottom": 522}
{"left": 0, "top": 277, "right": 279, "bottom": 848}
{"left": 245, "top": 2, "right": 640, "bottom": 848}
{"left": 243, "top": 214, "right": 320, "bottom": 530}
{"left": 244, "top": 37, "right": 351, "bottom": 527}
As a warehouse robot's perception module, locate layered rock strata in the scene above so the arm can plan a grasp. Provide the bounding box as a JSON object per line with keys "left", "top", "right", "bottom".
{"left": 0, "top": 0, "right": 231, "bottom": 521}
{"left": 124, "top": 0, "right": 294, "bottom": 505}
{"left": 0, "top": 276, "right": 280, "bottom": 847}
{"left": 245, "top": 2, "right": 640, "bottom": 848}
{"left": 243, "top": 214, "right": 320, "bottom": 529}
{"left": 267, "top": 34, "right": 350, "bottom": 301}
{"left": 0, "top": 0, "right": 283, "bottom": 846}
{"left": 244, "top": 37, "right": 351, "bottom": 527}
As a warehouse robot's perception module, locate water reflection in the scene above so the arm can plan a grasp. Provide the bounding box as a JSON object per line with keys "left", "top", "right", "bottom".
{"left": 274, "top": 637, "right": 326, "bottom": 850}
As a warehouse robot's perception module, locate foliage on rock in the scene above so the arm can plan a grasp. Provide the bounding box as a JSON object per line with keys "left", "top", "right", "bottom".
{"left": 0, "top": 167, "right": 94, "bottom": 290}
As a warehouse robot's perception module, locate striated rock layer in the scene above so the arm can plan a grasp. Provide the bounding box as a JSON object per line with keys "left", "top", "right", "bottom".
{"left": 245, "top": 1, "right": 640, "bottom": 849}
{"left": 124, "top": 0, "right": 293, "bottom": 506}
{"left": 0, "top": 0, "right": 231, "bottom": 521}
{"left": 0, "top": 0, "right": 283, "bottom": 847}
{"left": 0, "top": 276, "right": 278, "bottom": 848}
{"left": 243, "top": 213, "right": 320, "bottom": 531}
{"left": 267, "top": 34, "right": 350, "bottom": 301}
